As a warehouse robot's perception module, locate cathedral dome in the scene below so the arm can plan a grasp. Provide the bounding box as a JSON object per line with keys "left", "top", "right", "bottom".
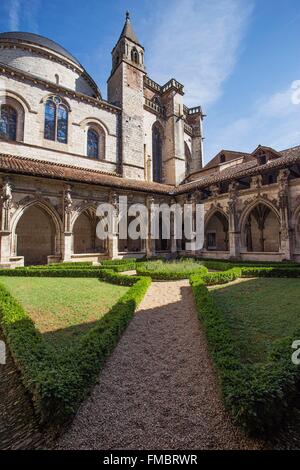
{"left": 0, "top": 32, "right": 82, "bottom": 66}
{"left": 0, "top": 31, "right": 101, "bottom": 98}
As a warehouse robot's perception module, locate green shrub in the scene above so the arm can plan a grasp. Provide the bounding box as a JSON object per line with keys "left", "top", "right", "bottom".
{"left": 190, "top": 274, "right": 300, "bottom": 435}
{"left": 202, "top": 260, "right": 235, "bottom": 271}
{"left": 241, "top": 267, "right": 300, "bottom": 278}
{"left": 16, "top": 261, "right": 93, "bottom": 269}
{"left": 0, "top": 270, "right": 151, "bottom": 424}
{"left": 200, "top": 267, "right": 242, "bottom": 285}
{"left": 0, "top": 264, "right": 136, "bottom": 277}
{"left": 101, "top": 258, "right": 137, "bottom": 266}
{"left": 136, "top": 259, "right": 208, "bottom": 280}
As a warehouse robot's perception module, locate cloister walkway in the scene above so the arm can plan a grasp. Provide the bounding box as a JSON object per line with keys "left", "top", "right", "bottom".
{"left": 58, "top": 280, "right": 261, "bottom": 450}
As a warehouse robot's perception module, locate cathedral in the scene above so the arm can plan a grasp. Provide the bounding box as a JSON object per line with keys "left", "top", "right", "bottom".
{"left": 0, "top": 13, "right": 299, "bottom": 267}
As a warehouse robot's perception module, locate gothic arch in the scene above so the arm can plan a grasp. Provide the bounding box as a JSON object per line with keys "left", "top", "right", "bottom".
{"left": 292, "top": 203, "right": 300, "bottom": 249}
{"left": 79, "top": 117, "right": 110, "bottom": 136}
{"left": 239, "top": 197, "right": 280, "bottom": 232}
{"left": 39, "top": 93, "right": 71, "bottom": 112}
{"left": 131, "top": 47, "right": 139, "bottom": 64}
{"left": 11, "top": 200, "right": 62, "bottom": 265}
{"left": 70, "top": 203, "right": 98, "bottom": 230}
{"left": 72, "top": 206, "right": 106, "bottom": 254}
{"left": 155, "top": 213, "right": 171, "bottom": 252}
{"left": 240, "top": 200, "right": 280, "bottom": 252}
{"left": 204, "top": 208, "right": 229, "bottom": 251}
{"left": 0, "top": 89, "right": 32, "bottom": 113}
{"left": 0, "top": 94, "right": 26, "bottom": 141}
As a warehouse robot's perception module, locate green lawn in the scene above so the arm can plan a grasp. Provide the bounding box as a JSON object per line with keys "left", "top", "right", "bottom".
{"left": 0, "top": 277, "right": 129, "bottom": 349}
{"left": 211, "top": 278, "right": 300, "bottom": 364}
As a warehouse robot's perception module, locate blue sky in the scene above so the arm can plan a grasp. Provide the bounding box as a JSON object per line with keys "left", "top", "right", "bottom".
{"left": 0, "top": 0, "right": 299, "bottom": 163}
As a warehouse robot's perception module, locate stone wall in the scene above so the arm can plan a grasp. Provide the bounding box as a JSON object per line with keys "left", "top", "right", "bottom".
{"left": 0, "top": 72, "right": 119, "bottom": 172}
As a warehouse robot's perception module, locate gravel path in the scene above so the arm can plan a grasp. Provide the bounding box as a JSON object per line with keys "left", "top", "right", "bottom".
{"left": 57, "top": 280, "right": 263, "bottom": 450}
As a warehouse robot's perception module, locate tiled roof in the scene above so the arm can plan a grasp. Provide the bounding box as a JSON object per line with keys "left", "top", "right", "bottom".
{"left": 177, "top": 147, "right": 300, "bottom": 194}
{"left": 0, "top": 145, "right": 300, "bottom": 197}
{"left": 203, "top": 150, "right": 252, "bottom": 170}
{"left": 0, "top": 154, "right": 172, "bottom": 195}
{"left": 280, "top": 145, "right": 300, "bottom": 159}
{"left": 117, "top": 14, "right": 141, "bottom": 47}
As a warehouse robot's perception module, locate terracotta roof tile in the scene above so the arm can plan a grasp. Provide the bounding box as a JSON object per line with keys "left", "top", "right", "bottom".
{"left": 0, "top": 154, "right": 172, "bottom": 195}
{"left": 177, "top": 147, "right": 300, "bottom": 194}
{"left": 1, "top": 145, "right": 300, "bottom": 197}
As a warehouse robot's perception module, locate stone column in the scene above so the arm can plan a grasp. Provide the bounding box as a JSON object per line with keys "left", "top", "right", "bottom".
{"left": 108, "top": 192, "right": 119, "bottom": 259}
{"left": 146, "top": 196, "right": 156, "bottom": 258}
{"left": 228, "top": 181, "right": 241, "bottom": 260}
{"left": 62, "top": 186, "right": 73, "bottom": 262}
{"left": 278, "top": 169, "right": 292, "bottom": 260}
{"left": 170, "top": 198, "right": 178, "bottom": 255}
{"left": 0, "top": 179, "right": 13, "bottom": 265}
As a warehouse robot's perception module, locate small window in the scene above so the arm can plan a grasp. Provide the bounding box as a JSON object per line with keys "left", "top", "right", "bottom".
{"left": 207, "top": 232, "right": 217, "bottom": 250}
{"left": 131, "top": 47, "right": 139, "bottom": 64}
{"left": 220, "top": 154, "right": 225, "bottom": 164}
{"left": 268, "top": 174, "right": 275, "bottom": 185}
{"left": 87, "top": 129, "right": 99, "bottom": 158}
{"left": 44, "top": 96, "right": 68, "bottom": 144}
{"left": 0, "top": 104, "right": 17, "bottom": 141}
{"left": 258, "top": 154, "right": 267, "bottom": 165}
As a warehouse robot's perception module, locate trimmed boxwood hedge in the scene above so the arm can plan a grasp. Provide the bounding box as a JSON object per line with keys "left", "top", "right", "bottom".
{"left": 184, "top": 258, "right": 300, "bottom": 273}
{"left": 201, "top": 267, "right": 242, "bottom": 285}
{"left": 241, "top": 266, "right": 300, "bottom": 278}
{"left": 100, "top": 258, "right": 137, "bottom": 266}
{"left": 0, "top": 269, "right": 151, "bottom": 424}
{"left": 136, "top": 262, "right": 208, "bottom": 280}
{"left": 190, "top": 270, "right": 300, "bottom": 435}
{"left": 0, "top": 263, "right": 136, "bottom": 277}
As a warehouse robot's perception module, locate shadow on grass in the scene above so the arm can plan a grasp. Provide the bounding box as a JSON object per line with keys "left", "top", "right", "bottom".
{"left": 210, "top": 277, "right": 300, "bottom": 364}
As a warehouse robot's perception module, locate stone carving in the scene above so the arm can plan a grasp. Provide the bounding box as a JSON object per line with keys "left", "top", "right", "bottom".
{"left": 15, "top": 195, "right": 35, "bottom": 208}
{"left": 250, "top": 174, "right": 263, "bottom": 189}
{"left": 2, "top": 181, "right": 12, "bottom": 207}
{"left": 209, "top": 184, "right": 220, "bottom": 198}
{"left": 64, "top": 187, "right": 73, "bottom": 213}
{"left": 277, "top": 169, "right": 290, "bottom": 241}
{"left": 64, "top": 187, "right": 73, "bottom": 232}
{"left": 1, "top": 180, "right": 13, "bottom": 231}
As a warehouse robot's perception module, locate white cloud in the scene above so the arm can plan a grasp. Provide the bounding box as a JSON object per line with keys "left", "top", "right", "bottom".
{"left": 8, "top": 0, "right": 21, "bottom": 31}
{"left": 205, "top": 81, "right": 300, "bottom": 160}
{"left": 5, "top": 0, "right": 40, "bottom": 33}
{"left": 146, "top": 0, "right": 253, "bottom": 107}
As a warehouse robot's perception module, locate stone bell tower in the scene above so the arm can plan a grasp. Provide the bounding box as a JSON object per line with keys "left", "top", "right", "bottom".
{"left": 107, "top": 12, "right": 146, "bottom": 180}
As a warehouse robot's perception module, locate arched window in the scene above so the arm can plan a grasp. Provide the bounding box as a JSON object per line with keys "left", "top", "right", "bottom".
{"left": 152, "top": 124, "right": 163, "bottom": 183}
{"left": 131, "top": 47, "right": 139, "bottom": 64}
{"left": 0, "top": 105, "right": 17, "bottom": 141}
{"left": 87, "top": 128, "right": 99, "bottom": 158}
{"left": 44, "top": 96, "right": 68, "bottom": 144}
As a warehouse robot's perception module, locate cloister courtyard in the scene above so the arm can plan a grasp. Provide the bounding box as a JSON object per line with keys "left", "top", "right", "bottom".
{"left": 0, "top": 258, "right": 300, "bottom": 450}
{"left": 0, "top": 4, "right": 300, "bottom": 454}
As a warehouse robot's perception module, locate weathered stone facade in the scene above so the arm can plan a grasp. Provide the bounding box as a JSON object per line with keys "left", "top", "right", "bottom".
{"left": 0, "top": 15, "right": 300, "bottom": 267}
